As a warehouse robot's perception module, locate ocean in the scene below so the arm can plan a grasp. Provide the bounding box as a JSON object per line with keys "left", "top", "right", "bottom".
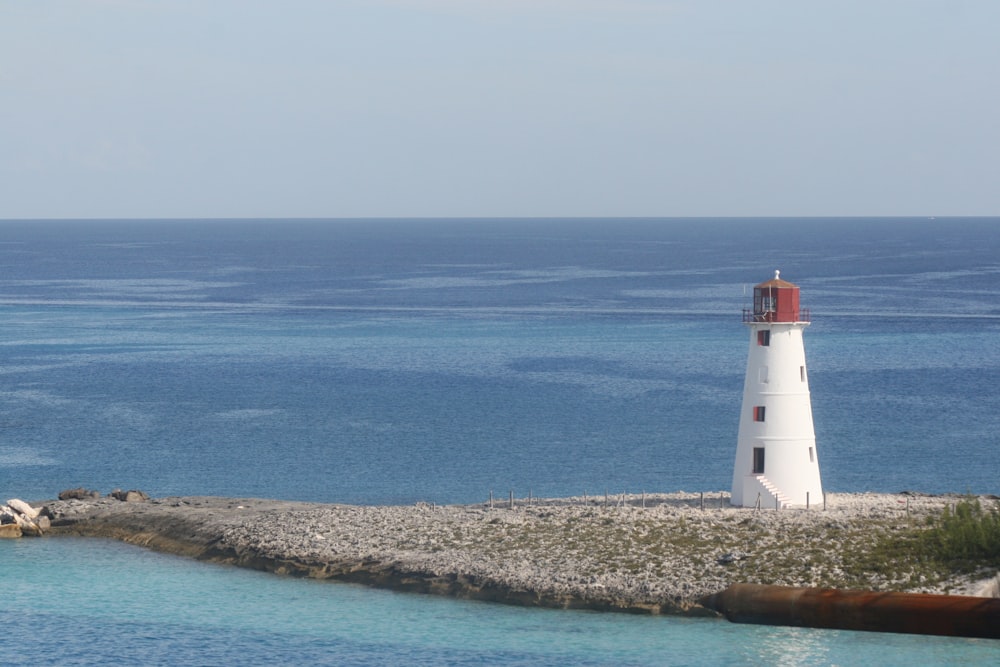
{"left": 1, "top": 218, "right": 998, "bottom": 664}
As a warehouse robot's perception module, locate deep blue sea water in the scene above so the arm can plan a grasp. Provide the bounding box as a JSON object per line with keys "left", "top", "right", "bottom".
{"left": 1, "top": 218, "right": 998, "bottom": 664}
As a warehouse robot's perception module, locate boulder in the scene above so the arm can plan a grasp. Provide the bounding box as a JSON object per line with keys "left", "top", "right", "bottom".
{"left": 7, "top": 498, "right": 40, "bottom": 519}
{"left": 110, "top": 489, "right": 150, "bottom": 503}
{"left": 58, "top": 487, "right": 101, "bottom": 500}
{"left": 0, "top": 523, "right": 21, "bottom": 538}
{"left": 10, "top": 511, "right": 43, "bottom": 536}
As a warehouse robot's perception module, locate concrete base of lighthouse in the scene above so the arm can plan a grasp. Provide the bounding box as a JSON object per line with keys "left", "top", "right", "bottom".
{"left": 732, "top": 439, "right": 823, "bottom": 508}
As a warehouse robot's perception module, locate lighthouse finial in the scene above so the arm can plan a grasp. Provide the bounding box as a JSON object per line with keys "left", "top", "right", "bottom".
{"left": 775, "top": 270, "right": 780, "bottom": 280}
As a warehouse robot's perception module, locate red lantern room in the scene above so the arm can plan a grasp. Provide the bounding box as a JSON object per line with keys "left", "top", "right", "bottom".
{"left": 743, "top": 270, "right": 809, "bottom": 323}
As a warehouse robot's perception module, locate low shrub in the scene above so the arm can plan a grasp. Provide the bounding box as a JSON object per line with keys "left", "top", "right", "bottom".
{"left": 917, "top": 496, "right": 1000, "bottom": 571}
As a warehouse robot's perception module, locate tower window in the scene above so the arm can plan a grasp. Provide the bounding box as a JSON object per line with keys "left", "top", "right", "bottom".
{"left": 753, "top": 447, "right": 765, "bottom": 474}
{"left": 757, "top": 330, "right": 770, "bottom": 346}
{"left": 800, "top": 366, "right": 806, "bottom": 382}
{"left": 753, "top": 406, "right": 766, "bottom": 422}
{"left": 809, "top": 447, "right": 815, "bottom": 463}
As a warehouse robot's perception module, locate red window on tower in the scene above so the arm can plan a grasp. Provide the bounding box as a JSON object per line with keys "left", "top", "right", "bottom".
{"left": 754, "top": 406, "right": 766, "bottom": 422}
{"left": 757, "top": 330, "right": 770, "bottom": 346}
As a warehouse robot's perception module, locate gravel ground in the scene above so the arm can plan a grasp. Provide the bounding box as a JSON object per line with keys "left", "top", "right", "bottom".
{"left": 39, "top": 491, "right": 1000, "bottom": 615}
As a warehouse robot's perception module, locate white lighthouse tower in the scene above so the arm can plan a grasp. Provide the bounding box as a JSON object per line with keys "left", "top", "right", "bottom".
{"left": 731, "top": 271, "right": 822, "bottom": 508}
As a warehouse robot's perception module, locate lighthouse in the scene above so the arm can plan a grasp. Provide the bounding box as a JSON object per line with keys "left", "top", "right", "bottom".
{"left": 731, "top": 271, "right": 822, "bottom": 508}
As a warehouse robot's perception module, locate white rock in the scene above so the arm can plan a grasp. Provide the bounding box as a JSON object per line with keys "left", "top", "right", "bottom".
{"left": 7, "top": 499, "right": 40, "bottom": 519}
{"left": 11, "top": 511, "right": 42, "bottom": 536}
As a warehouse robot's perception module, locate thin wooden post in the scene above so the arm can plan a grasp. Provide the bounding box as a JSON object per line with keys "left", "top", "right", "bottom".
{"left": 806, "top": 492, "right": 810, "bottom": 510}
{"left": 489, "top": 490, "right": 494, "bottom": 509}
{"left": 509, "top": 490, "right": 514, "bottom": 509}
{"left": 700, "top": 491, "right": 705, "bottom": 510}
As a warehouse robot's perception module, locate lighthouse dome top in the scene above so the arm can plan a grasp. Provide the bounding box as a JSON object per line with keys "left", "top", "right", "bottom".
{"left": 754, "top": 269, "right": 799, "bottom": 290}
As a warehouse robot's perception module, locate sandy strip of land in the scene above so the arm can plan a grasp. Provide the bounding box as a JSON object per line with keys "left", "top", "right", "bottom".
{"left": 42, "top": 492, "right": 999, "bottom": 615}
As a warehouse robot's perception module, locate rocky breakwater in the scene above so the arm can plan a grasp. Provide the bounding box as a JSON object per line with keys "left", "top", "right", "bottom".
{"left": 1, "top": 498, "right": 49, "bottom": 537}
{"left": 41, "top": 491, "right": 999, "bottom": 615}
{"left": 3, "top": 488, "right": 152, "bottom": 538}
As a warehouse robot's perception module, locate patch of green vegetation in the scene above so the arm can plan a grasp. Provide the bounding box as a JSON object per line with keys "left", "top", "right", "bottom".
{"left": 841, "top": 497, "right": 1000, "bottom": 590}
{"left": 916, "top": 496, "right": 1000, "bottom": 571}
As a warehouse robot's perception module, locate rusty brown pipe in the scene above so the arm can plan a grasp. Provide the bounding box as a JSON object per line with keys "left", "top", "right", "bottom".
{"left": 700, "top": 583, "right": 1000, "bottom": 639}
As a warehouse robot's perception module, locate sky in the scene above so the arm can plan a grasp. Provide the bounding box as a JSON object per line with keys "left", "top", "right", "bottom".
{"left": 2, "top": 0, "right": 998, "bottom": 219}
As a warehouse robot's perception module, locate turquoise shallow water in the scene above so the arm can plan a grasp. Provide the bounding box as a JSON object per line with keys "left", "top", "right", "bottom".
{"left": 1, "top": 218, "right": 999, "bottom": 664}
{"left": 2, "top": 538, "right": 996, "bottom": 666}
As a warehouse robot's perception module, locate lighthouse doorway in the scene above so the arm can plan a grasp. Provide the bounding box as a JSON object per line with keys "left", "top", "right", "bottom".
{"left": 752, "top": 447, "right": 765, "bottom": 474}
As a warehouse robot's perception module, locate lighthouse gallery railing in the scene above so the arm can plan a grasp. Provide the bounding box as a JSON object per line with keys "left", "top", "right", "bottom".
{"left": 742, "top": 309, "right": 811, "bottom": 323}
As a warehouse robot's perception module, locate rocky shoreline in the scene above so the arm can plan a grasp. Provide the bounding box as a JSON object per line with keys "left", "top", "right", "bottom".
{"left": 30, "top": 491, "right": 1000, "bottom": 615}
